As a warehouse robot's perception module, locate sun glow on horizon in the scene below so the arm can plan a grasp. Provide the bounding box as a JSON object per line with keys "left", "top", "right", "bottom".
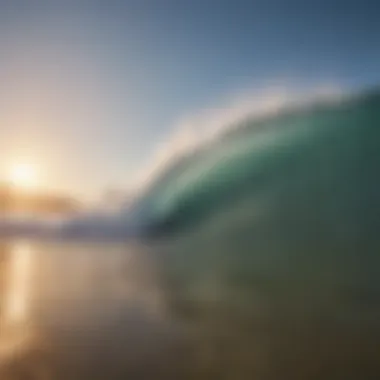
{"left": 7, "top": 163, "right": 39, "bottom": 190}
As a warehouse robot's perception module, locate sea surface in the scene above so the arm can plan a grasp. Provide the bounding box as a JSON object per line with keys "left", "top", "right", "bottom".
{"left": 0, "top": 240, "right": 195, "bottom": 380}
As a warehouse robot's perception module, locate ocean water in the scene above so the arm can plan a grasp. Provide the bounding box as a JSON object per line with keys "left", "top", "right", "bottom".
{"left": 0, "top": 241, "right": 193, "bottom": 379}
{"left": 1, "top": 89, "right": 380, "bottom": 379}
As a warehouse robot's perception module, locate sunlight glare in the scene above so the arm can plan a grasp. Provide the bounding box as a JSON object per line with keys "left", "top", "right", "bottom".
{"left": 7, "top": 163, "right": 38, "bottom": 189}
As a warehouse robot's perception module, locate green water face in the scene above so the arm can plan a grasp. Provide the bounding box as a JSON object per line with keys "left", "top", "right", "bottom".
{"left": 153, "top": 92, "right": 380, "bottom": 379}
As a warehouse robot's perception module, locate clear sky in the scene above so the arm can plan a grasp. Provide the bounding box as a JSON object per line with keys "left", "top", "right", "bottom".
{"left": 0, "top": 0, "right": 379, "bottom": 200}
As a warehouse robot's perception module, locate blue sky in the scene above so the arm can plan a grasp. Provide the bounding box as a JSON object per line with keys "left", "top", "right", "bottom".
{"left": 0, "top": 0, "right": 379, "bottom": 200}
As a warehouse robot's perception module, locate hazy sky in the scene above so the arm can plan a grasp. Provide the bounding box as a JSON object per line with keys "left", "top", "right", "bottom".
{"left": 0, "top": 0, "right": 379, "bottom": 200}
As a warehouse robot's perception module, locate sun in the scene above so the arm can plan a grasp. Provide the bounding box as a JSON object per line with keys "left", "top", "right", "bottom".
{"left": 7, "top": 163, "right": 39, "bottom": 189}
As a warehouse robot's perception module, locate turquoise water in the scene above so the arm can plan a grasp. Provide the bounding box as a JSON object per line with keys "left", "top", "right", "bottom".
{"left": 1, "top": 89, "right": 380, "bottom": 379}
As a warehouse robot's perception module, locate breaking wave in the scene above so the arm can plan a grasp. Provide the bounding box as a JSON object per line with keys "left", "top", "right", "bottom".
{"left": 127, "top": 86, "right": 380, "bottom": 240}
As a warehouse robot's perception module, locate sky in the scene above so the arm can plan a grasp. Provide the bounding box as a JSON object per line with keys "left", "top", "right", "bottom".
{"left": 0, "top": 0, "right": 379, "bottom": 201}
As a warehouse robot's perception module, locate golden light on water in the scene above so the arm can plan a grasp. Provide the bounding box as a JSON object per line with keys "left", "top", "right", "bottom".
{"left": 5, "top": 243, "right": 33, "bottom": 323}
{"left": 0, "top": 243, "right": 34, "bottom": 362}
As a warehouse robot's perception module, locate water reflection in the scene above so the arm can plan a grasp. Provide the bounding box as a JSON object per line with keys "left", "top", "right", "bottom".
{"left": 1, "top": 238, "right": 380, "bottom": 379}
{"left": 0, "top": 240, "right": 190, "bottom": 380}
{"left": 4, "top": 242, "right": 33, "bottom": 324}
{"left": 0, "top": 242, "right": 34, "bottom": 367}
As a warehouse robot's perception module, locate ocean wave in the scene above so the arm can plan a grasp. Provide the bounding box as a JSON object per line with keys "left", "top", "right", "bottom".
{"left": 128, "top": 85, "right": 379, "bottom": 237}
